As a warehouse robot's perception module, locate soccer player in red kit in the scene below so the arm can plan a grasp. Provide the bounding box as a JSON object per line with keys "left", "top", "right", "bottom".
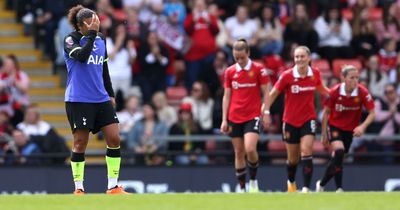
{"left": 316, "top": 65, "right": 375, "bottom": 192}
{"left": 221, "top": 39, "right": 271, "bottom": 193}
{"left": 264, "top": 46, "right": 329, "bottom": 193}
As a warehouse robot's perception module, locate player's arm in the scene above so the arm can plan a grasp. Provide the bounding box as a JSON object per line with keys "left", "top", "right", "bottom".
{"left": 353, "top": 109, "right": 375, "bottom": 137}
{"left": 316, "top": 80, "right": 330, "bottom": 97}
{"left": 220, "top": 87, "right": 231, "bottom": 134}
{"left": 64, "top": 30, "right": 97, "bottom": 63}
{"left": 264, "top": 86, "right": 280, "bottom": 113}
{"left": 261, "top": 84, "right": 271, "bottom": 127}
{"left": 321, "top": 106, "right": 330, "bottom": 148}
{"left": 102, "top": 37, "right": 115, "bottom": 105}
{"left": 354, "top": 92, "right": 376, "bottom": 137}
{"left": 102, "top": 63, "right": 115, "bottom": 98}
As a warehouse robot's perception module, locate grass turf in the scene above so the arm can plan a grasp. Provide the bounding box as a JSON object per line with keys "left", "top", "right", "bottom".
{"left": 1, "top": 192, "right": 399, "bottom": 210}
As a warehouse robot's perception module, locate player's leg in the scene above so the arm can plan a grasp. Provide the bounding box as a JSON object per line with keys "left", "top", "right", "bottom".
{"left": 243, "top": 118, "right": 261, "bottom": 192}
{"left": 232, "top": 137, "right": 246, "bottom": 191}
{"left": 317, "top": 126, "right": 346, "bottom": 192}
{"left": 66, "top": 102, "right": 93, "bottom": 194}
{"left": 283, "top": 122, "right": 300, "bottom": 192}
{"left": 96, "top": 101, "right": 129, "bottom": 194}
{"left": 300, "top": 135, "right": 314, "bottom": 193}
{"left": 244, "top": 133, "right": 259, "bottom": 192}
{"left": 299, "top": 120, "right": 317, "bottom": 193}
{"left": 71, "top": 129, "right": 90, "bottom": 194}
{"left": 102, "top": 123, "right": 124, "bottom": 191}
{"left": 286, "top": 143, "right": 300, "bottom": 192}
{"left": 334, "top": 133, "right": 352, "bottom": 191}
{"left": 317, "top": 141, "right": 345, "bottom": 191}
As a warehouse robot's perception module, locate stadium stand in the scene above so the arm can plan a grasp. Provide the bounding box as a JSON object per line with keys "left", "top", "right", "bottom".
{"left": 332, "top": 58, "right": 363, "bottom": 77}
{"left": 166, "top": 86, "right": 188, "bottom": 109}
{"left": 311, "top": 59, "right": 332, "bottom": 78}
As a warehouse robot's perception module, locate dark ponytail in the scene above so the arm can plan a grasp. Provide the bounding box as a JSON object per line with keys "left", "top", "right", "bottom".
{"left": 67, "top": 5, "right": 95, "bottom": 31}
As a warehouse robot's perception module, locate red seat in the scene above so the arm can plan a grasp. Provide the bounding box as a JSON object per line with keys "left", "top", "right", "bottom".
{"left": 341, "top": 8, "right": 353, "bottom": 21}
{"left": 166, "top": 86, "right": 188, "bottom": 108}
{"left": 313, "top": 141, "right": 329, "bottom": 164}
{"left": 267, "top": 140, "right": 286, "bottom": 164}
{"left": 367, "top": 7, "right": 382, "bottom": 21}
{"left": 267, "top": 140, "right": 286, "bottom": 152}
{"left": 311, "top": 59, "right": 331, "bottom": 78}
{"left": 332, "top": 59, "right": 363, "bottom": 78}
{"left": 313, "top": 141, "right": 326, "bottom": 153}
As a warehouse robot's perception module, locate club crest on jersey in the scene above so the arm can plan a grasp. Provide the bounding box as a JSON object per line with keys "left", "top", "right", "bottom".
{"left": 87, "top": 55, "right": 104, "bottom": 65}
{"left": 248, "top": 71, "right": 254, "bottom": 77}
{"left": 65, "top": 36, "right": 74, "bottom": 48}
{"left": 354, "top": 97, "right": 360, "bottom": 103}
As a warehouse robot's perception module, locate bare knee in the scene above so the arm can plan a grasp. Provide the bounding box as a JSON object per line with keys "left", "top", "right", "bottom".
{"left": 287, "top": 156, "right": 300, "bottom": 165}
{"left": 73, "top": 138, "right": 88, "bottom": 153}
{"left": 106, "top": 133, "right": 121, "bottom": 148}
{"left": 245, "top": 147, "right": 257, "bottom": 156}
{"left": 234, "top": 149, "right": 245, "bottom": 160}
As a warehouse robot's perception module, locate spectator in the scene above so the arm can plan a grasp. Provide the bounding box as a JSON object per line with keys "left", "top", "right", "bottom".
{"left": 273, "top": 0, "right": 291, "bottom": 25}
{"left": 55, "top": 14, "right": 74, "bottom": 68}
{"left": 96, "top": 0, "right": 114, "bottom": 36}
{"left": 117, "top": 95, "right": 143, "bottom": 141}
{"left": 3, "top": 129, "right": 42, "bottom": 165}
{"left": 378, "top": 38, "right": 398, "bottom": 83}
{"left": 152, "top": 91, "right": 177, "bottom": 129}
{"left": 32, "top": 0, "right": 67, "bottom": 61}
{"left": 225, "top": 5, "right": 259, "bottom": 59}
{"left": 208, "top": 3, "right": 228, "bottom": 49}
{"left": 257, "top": 3, "right": 283, "bottom": 56}
{"left": 127, "top": 103, "right": 168, "bottom": 165}
{"left": 169, "top": 103, "right": 208, "bottom": 165}
{"left": 106, "top": 22, "right": 137, "bottom": 107}
{"left": 283, "top": 2, "right": 319, "bottom": 60}
{"left": 198, "top": 49, "right": 227, "bottom": 98}
{"left": 373, "top": 2, "right": 400, "bottom": 46}
{"left": 351, "top": 20, "right": 379, "bottom": 59}
{"left": 183, "top": 81, "right": 214, "bottom": 133}
{"left": 16, "top": 105, "right": 68, "bottom": 164}
{"left": 0, "top": 57, "right": 13, "bottom": 119}
{"left": 0, "top": 111, "right": 12, "bottom": 135}
{"left": 360, "top": 55, "right": 389, "bottom": 98}
{"left": 125, "top": 7, "right": 148, "bottom": 42}
{"left": 137, "top": 32, "right": 169, "bottom": 103}
{"left": 314, "top": 3, "right": 354, "bottom": 62}
{"left": 0, "top": 55, "right": 30, "bottom": 126}
{"left": 163, "top": 0, "right": 186, "bottom": 32}
{"left": 370, "top": 84, "right": 400, "bottom": 162}
{"left": 184, "top": 0, "right": 219, "bottom": 90}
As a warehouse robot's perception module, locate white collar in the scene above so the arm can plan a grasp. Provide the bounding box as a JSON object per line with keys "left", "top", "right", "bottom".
{"left": 293, "top": 65, "right": 313, "bottom": 78}
{"left": 339, "top": 83, "right": 358, "bottom": 96}
{"left": 235, "top": 59, "right": 252, "bottom": 72}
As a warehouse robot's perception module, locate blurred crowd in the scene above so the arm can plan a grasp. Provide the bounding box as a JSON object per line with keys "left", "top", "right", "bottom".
{"left": 1, "top": 0, "right": 400, "bottom": 165}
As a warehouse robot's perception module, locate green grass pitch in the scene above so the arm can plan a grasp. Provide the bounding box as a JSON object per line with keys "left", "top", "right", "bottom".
{"left": 1, "top": 192, "right": 399, "bottom": 210}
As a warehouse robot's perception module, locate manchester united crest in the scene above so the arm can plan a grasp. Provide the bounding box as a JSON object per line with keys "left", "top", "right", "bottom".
{"left": 354, "top": 97, "right": 360, "bottom": 103}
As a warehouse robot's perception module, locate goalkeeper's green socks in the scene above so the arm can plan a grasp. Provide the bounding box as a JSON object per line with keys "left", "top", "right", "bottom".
{"left": 106, "top": 147, "right": 121, "bottom": 189}
{"left": 71, "top": 152, "right": 85, "bottom": 191}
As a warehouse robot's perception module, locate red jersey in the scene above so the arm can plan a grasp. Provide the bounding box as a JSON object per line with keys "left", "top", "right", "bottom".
{"left": 274, "top": 66, "right": 323, "bottom": 127}
{"left": 326, "top": 83, "right": 375, "bottom": 131}
{"left": 224, "top": 60, "right": 269, "bottom": 123}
